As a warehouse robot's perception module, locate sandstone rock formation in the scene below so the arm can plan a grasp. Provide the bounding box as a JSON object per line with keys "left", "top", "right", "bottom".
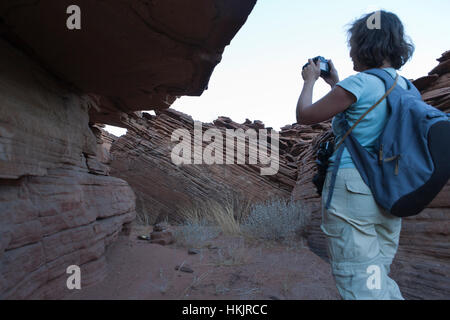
{"left": 413, "top": 50, "right": 450, "bottom": 113}
{"left": 2, "top": 0, "right": 447, "bottom": 300}
{"left": 291, "top": 51, "right": 450, "bottom": 300}
{"left": 289, "top": 125, "right": 333, "bottom": 258}
{"left": 0, "top": 1, "right": 256, "bottom": 299}
{"left": 0, "top": 39, "right": 136, "bottom": 299}
{"left": 108, "top": 109, "right": 299, "bottom": 224}
{"left": 0, "top": 0, "right": 257, "bottom": 125}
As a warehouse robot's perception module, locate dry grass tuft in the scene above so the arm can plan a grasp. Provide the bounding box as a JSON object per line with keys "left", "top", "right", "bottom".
{"left": 173, "top": 191, "right": 311, "bottom": 249}
{"left": 241, "top": 198, "right": 311, "bottom": 245}
{"left": 173, "top": 190, "right": 253, "bottom": 245}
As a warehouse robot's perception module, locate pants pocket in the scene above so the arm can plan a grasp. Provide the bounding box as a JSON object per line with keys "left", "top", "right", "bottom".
{"left": 345, "top": 177, "right": 380, "bottom": 218}
{"left": 321, "top": 223, "right": 355, "bottom": 263}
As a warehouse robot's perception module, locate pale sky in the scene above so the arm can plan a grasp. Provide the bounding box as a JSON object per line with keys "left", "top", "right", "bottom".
{"left": 106, "top": 0, "right": 450, "bottom": 136}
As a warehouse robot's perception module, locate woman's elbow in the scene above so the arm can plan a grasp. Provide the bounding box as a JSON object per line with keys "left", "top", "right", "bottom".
{"left": 296, "top": 113, "right": 314, "bottom": 125}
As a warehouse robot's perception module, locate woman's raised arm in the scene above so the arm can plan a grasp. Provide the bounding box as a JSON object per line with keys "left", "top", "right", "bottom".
{"left": 296, "top": 59, "right": 356, "bottom": 125}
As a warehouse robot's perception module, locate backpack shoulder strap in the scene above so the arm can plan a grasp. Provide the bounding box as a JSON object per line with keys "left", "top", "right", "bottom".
{"left": 363, "top": 68, "right": 396, "bottom": 87}
{"left": 365, "top": 69, "right": 421, "bottom": 98}
{"left": 335, "top": 74, "right": 399, "bottom": 150}
{"left": 403, "top": 77, "right": 422, "bottom": 98}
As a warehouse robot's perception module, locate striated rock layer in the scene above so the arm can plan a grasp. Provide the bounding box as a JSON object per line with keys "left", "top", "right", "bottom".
{"left": 0, "top": 40, "right": 136, "bottom": 299}
{"left": 291, "top": 51, "right": 450, "bottom": 300}
{"left": 413, "top": 50, "right": 450, "bottom": 113}
{"left": 109, "top": 109, "right": 299, "bottom": 224}
{"left": 289, "top": 125, "right": 333, "bottom": 259}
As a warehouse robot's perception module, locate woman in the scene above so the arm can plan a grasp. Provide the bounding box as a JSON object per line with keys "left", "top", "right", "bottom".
{"left": 296, "top": 10, "right": 414, "bottom": 300}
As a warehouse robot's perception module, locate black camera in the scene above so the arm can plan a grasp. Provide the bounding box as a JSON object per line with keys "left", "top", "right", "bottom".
{"left": 312, "top": 141, "right": 335, "bottom": 196}
{"left": 303, "top": 56, "right": 331, "bottom": 77}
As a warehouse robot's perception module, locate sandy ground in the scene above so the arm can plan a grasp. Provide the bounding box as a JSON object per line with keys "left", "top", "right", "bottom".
{"left": 65, "top": 224, "right": 340, "bottom": 300}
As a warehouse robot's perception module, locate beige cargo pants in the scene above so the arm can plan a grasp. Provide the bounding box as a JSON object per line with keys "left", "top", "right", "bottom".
{"left": 321, "top": 168, "right": 404, "bottom": 300}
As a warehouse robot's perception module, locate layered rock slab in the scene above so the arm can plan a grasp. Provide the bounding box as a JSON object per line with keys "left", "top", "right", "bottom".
{"left": 0, "top": 39, "right": 136, "bottom": 299}
{"left": 0, "top": 0, "right": 257, "bottom": 124}
{"left": 413, "top": 50, "right": 450, "bottom": 113}
{"left": 109, "top": 109, "right": 298, "bottom": 224}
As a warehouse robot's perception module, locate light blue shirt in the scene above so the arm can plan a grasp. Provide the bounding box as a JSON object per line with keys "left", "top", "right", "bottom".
{"left": 328, "top": 68, "right": 408, "bottom": 172}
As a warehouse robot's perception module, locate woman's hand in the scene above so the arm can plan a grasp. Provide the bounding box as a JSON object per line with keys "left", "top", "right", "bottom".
{"left": 322, "top": 59, "right": 340, "bottom": 88}
{"left": 297, "top": 59, "right": 354, "bottom": 125}
{"left": 302, "top": 59, "right": 321, "bottom": 83}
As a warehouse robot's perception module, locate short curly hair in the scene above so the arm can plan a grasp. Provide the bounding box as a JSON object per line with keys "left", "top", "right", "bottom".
{"left": 348, "top": 10, "right": 415, "bottom": 70}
